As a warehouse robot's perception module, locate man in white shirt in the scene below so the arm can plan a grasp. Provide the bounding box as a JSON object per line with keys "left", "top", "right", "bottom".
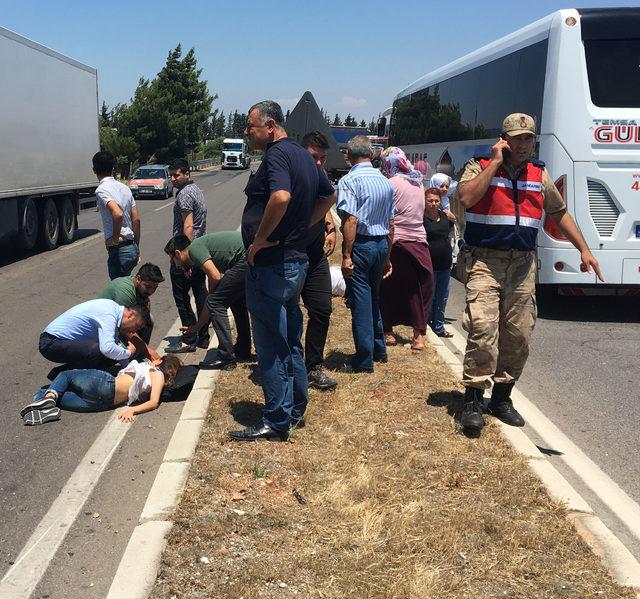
{"left": 39, "top": 299, "right": 148, "bottom": 368}
{"left": 93, "top": 151, "right": 141, "bottom": 279}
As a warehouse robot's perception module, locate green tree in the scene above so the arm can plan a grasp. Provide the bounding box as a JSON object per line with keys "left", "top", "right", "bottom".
{"left": 344, "top": 114, "right": 357, "bottom": 127}
{"left": 368, "top": 119, "right": 377, "bottom": 134}
{"left": 119, "top": 45, "right": 216, "bottom": 163}
{"left": 359, "top": 119, "right": 367, "bottom": 128}
{"left": 99, "top": 111, "right": 139, "bottom": 178}
{"left": 213, "top": 111, "right": 226, "bottom": 137}
{"left": 100, "top": 101, "right": 112, "bottom": 127}
{"left": 231, "top": 111, "right": 248, "bottom": 137}
{"left": 332, "top": 113, "right": 343, "bottom": 126}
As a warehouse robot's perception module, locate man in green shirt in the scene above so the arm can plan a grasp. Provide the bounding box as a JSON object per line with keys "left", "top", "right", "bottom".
{"left": 97, "top": 262, "right": 165, "bottom": 360}
{"left": 164, "top": 232, "right": 250, "bottom": 370}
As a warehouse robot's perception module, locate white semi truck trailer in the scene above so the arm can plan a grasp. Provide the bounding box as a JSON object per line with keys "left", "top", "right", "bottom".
{"left": 0, "top": 26, "right": 99, "bottom": 251}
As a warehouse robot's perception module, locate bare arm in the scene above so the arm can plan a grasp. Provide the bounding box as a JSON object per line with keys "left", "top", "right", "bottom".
{"left": 383, "top": 219, "right": 395, "bottom": 279}
{"left": 341, "top": 214, "right": 357, "bottom": 278}
{"left": 459, "top": 139, "right": 510, "bottom": 209}
{"left": 180, "top": 259, "right": 221, "bottom": 335}
{"left": 118, "top": 370, "right": 165, "bottom": 422}
{"left": 247, "top": 190, "right": 291, "bottom": 266}
{"left": 124, "top": 332, "right": 160, "bottom": 362}
{"left": 105, "top": 200, "right": 123, "bottom": 247}
{"left": 324, "top": 210, "right": 337, "bottom": 256}
{"left": 549, "top": 209, "right": 604, "bottom": 281}
{"left": 182, "top": 211, "right": 194, "bottom": 240}
{"left": 131, "top": 205, "right": 141, "bottom": 247}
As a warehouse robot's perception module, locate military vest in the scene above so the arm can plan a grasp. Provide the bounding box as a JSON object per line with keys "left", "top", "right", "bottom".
{"left": 464, "top": 158, "right": 544, "bottom": 251}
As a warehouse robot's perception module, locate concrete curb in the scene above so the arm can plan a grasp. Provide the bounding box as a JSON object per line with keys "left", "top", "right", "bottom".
{"left": 105, "top": 349, "right": 220, "bottom": 599}
{"left": 425, "top": 328, "right": 640, "bottom": 592}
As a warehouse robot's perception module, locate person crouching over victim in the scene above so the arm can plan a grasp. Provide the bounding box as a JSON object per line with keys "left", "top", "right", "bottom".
{"left": 165, "top": 232, "right": 251, "bottom": 370}
{"left": 21, "top": 355, "right": 182, "bottom": 425}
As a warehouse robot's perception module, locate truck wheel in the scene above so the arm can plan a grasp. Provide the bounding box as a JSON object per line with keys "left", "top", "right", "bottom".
{"left": 39, "top": 198, "right": 60, "bottom": 250}
{"left": 18, "top": 198, "right": 39, "bottom": 250}
{"left": 58, "top": 196, "right": 76, "bottom": 245}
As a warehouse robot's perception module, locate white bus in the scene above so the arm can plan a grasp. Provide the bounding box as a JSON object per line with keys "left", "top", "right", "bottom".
{"left": 385, "top": 7, "right": 640, "bottom": 297}
{"left": 221, "top": 138, "right": 250, "bottom": 170}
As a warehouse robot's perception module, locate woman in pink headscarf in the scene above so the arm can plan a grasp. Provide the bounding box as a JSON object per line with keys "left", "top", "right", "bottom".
{"left": 379, "top": 147, "right": 434, "bottom": 351}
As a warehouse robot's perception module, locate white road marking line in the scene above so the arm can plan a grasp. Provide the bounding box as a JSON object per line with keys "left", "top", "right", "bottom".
{"left": 154, "top": 201, "right": 174, "bottom": 212}
{"left": 0, "top": 316, "right": 183, "bottom": 599}
{"left": 59, "top": 232, "right": 102, "bottom": 251}
{"left": 212, "top": 181, "right": 222, "bottom": 187}
{"left": 443, "top": 316, "right": 640, "bottom": 545}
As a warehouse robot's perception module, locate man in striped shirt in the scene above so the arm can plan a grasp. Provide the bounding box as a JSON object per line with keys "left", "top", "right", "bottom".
{"left": 337, "top": 136, "right": 395, "bottom": 373}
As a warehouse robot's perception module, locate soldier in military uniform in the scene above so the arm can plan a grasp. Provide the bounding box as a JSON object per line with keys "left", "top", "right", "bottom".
{"left": 457, "top": 113, "right": 603, "bottom": 436}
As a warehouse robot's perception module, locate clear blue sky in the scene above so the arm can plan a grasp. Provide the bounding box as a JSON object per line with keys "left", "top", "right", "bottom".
{"left": 2, "top": 0, "right": 636, "bottom": 123}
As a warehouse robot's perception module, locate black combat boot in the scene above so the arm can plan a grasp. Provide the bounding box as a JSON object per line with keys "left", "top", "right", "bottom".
{"left": 460, "top": 387, "right": 485, "bottom": 435}
{"left": 487, "top": 383, "right": 525, "bottom": 427}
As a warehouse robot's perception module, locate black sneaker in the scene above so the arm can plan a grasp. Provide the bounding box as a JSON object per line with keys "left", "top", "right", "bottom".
{"left": 307, "top": 367, "right": 338, "bottom": 391}
{"left": 198, "top": 359, "right": 237, "bottom": 371}
{"left": 165, "top": 342, "right": 197, "bottom": 354}
{"left": 20, "top": 395, "right": 57, "bottom": 418}
{"left": 460, "top": 387, "right": 485, "bottom": 435}
{"left": 486, "top": 399, "right": 525, "bottom": 427}
{"left": 373, "top": 354, "right": 388, "bottom": 364}
{"left": 23, "top": 407, "right": 61, "bottom": 426}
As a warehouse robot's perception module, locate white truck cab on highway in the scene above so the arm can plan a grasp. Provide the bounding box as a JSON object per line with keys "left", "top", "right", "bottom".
{"left": 221, "top": 138, "right": 250, "bottom": 170}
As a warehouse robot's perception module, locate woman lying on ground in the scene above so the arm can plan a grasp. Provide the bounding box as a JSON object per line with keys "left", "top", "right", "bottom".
{"left": 20, "top": 355, "right": 183, "bottom": 425}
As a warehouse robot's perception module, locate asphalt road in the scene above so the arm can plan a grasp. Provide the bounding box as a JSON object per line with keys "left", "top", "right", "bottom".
{"left": 443, "top": 275, "right": 640, "bottom": 560}
{"left": 0, "top": 166, "right": 251, "bottom": 598}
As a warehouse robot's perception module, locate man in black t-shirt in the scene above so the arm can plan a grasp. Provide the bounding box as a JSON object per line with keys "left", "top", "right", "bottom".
{"left": 229, "top": 101, "right": 336, "bottom": 442}
{"left": 300, "top": 132, "right": 338, "bottom": 392}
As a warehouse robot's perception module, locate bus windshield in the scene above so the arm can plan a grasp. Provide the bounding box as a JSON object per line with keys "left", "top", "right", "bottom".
{"left": 584, "top": 38, "right": 640, "bottom": 107}
{"left": 223, "top": 143, "right": 243, "bottom": 151}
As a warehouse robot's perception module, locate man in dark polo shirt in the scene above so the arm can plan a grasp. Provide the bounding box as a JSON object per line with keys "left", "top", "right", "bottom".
{"left": 301, "top": 131, "right": 338, "bottom": 391}
{"left": 229, "top": 101, "right": 336, "bottom": 442}
{"left": 165, "top": 231, "right": 250, "bottom": 371}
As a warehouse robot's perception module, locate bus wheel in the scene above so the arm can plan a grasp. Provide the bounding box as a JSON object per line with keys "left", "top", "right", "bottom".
{"left": 18, "top": 198, "right": 39, "bottom": 250}
{"left": 58, "top": 196, "right": 76, "bottom": 245}
{"left": 39, "top": 198, "right": 60, "bottom": 250}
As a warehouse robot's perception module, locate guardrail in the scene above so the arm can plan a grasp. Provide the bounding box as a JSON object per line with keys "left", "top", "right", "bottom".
{"left": 191, "top": 158, "right": 220, "bottom": 171}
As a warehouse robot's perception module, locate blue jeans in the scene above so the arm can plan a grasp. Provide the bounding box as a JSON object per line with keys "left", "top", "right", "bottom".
{"left": 107, "top": 242, "right": 139, "bottom": 280}
{"left": 245, "top": 259, "right": 308, "bottom": 432}
{"left": 346, "top": 236, "right": 388, "bottom": 370}
{"left": 34, "top": 369, "right": 116, "bottom": 412}
{"left": 429, "top": 269, "right": 451, "bottom": 334}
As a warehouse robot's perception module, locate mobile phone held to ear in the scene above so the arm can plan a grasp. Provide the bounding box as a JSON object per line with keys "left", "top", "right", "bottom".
{"left": 500, "top": 134, "right": 511, "bottom": 161}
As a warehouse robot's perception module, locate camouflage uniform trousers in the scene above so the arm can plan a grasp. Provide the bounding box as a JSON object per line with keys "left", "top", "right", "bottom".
{"left": 460, "top": 247, "right": 537, "bottom": 389}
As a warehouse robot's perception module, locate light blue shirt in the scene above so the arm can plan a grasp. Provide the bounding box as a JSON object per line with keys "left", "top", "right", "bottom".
{"left": 336, "top": 161, "right": 395, "bottom": 236}
{"left": 95, "top": 176, "right": 137, "bottom": 241}
{"left": 44, "top": 299, "right": 132, "bottom": 362}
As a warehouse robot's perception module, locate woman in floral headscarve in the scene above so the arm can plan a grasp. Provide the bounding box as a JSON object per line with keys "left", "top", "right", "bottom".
{"left": 379, "top": 147, "right": 434, "bottom": 351}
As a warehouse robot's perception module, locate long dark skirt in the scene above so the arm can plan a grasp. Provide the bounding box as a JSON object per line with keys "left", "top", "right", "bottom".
{"left": 380, "top": 240, "right": 434, "bottom": 334}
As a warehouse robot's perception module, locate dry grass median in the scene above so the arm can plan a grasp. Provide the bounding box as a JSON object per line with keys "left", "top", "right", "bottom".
{"left": 150, "top": 290, "right": 631, "bottom": 598}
